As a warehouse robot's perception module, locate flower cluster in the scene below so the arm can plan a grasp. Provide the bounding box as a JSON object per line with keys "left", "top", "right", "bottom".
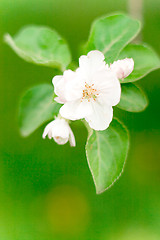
{"left": 43, "top": 50, "right": 134, "bottom": 146}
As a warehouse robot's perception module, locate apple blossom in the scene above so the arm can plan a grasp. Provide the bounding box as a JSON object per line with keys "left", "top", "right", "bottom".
{"left": 110, "top": 58, "right": 134, "bottom": 80}
{"left": 53, "top": 50, "right": 122, "bottom": 131}
{"left": 42, "top": 117, "right": 76, "bottom": 147}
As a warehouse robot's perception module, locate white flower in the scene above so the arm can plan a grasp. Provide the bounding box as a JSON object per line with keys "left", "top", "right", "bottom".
{"left": 53, "top": 51, "right": 133, "bottom": 131}
{"left": 110, "top": 58, "right": 134, "bottom": 80}
{"left": 53, "top": 50, "right": 121, "bottom": 131}
{"left": 42, "top": 117, "right": 76, "bottom": 147}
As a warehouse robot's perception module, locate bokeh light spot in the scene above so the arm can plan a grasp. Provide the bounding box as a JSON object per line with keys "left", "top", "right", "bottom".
{"left": 45, "top": 185, "right": 90, "bottom": 236}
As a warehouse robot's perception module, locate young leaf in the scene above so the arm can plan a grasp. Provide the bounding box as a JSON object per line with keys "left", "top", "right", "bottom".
{"left": 118, "top": 44, "right": 160, "bottom": 83}
{"left": 19, "top": 84, "right": 60, "bottom": 137}
{"left": 85, "top": 14, "right": 140, "bottom": 64}
{"left": 86, "top": 118, "right": 129, "bottom": 194}
{"left": 4, "top": 25, "right": 71, "bottom": 71}
{"left": 117, "top": 83, "right": 148, "bottom": 112}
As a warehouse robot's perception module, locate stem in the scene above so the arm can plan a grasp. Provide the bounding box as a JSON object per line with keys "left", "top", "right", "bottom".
{"left": 82, "top": 119, "right": 93, "bottom": 137}
{"left": 128, "top": 0, "right": 143, "bottom": 41}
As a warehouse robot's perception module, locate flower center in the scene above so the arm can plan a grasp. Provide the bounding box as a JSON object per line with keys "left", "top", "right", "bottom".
{"left": 82, "top": 82, "right": 98, "bottom": 102}
{"left": 55, "top": 136, "right": 60, "bottom": 140}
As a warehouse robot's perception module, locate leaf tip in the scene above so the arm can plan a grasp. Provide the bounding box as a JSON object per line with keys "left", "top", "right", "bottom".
{"left": 3, "top": 33, "right": 11, "bottom": 44}
{"left": 19, "top": 128, "right": 29, "bottom": 138}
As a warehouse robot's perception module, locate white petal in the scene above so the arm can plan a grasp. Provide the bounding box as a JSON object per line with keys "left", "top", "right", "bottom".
{"left": 85, "top": 102, "right": 113, "bottom": 131}
{"left": 69, "top": 128, "right": 76, "bottom": 147}
{"left": 54, "top": 96, "right": 64, "bottom": 104}
{"left": 79, "top": 50, "right": 106, "bottom": 81}
{"left": 52, "top": 75, "right": 66, "bottom": 104}
{"left": 87, "top": 50, "right": 105, "bottom": 61}
{"left": 52, "top": 75, "right": 63, "bottom": 90}
{"left": 53, "top": 136, "right": 69, "bottom": 145}
{"left": 60, "top": 100, "right": 93, "bottom": 120}
{"left": 64, "top": 75, "right": 84, "bottom": 102}
{"left": 93, "top": 69, "right": 121, "bottom": 106}
{"left": 52, "top": 70, "right": 77, "bottom": 104}
{"left": 111, "top": 58, "right": 134, "bottom": 79}
{"left": 48, "top": 130, "right": 52, "bottom": 139}
{"left": 42, "top": 121, "right": 55, "bottom": 139}
{"left": 51, "top": 119, "right": 70, "bottom": 139}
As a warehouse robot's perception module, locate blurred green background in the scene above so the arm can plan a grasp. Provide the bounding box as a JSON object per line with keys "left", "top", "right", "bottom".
{"left": 0, "top": 0, "right": 160, "bottom": 239}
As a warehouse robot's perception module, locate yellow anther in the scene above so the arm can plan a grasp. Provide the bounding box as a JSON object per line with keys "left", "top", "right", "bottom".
{"left": 81, "top": 82, "right": 98, "bottom": 101}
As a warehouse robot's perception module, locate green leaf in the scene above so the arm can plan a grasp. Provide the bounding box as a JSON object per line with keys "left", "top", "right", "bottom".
{"left": 19, "top": 84, "right": 60, "bottom": 137}
{"left": 117, "top": 83, "right": 148, "bottom": 112}
{"left": 119, "top": 44, "right": 160, "bottom": 83}
{"left": 85, "top": 14, "right": 140, "bottom": 64}
{"left": 4, "top": 25, "right": 71, "bottom": 71}
{"left": 86, "top": 118, "right": 129, "bottom": 194}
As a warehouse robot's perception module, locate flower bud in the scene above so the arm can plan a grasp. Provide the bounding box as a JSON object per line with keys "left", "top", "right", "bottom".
{"left": 42, "top": 117, "right": 76, "bottom": 147}
{"left": 110, "top": 58, "right": 134, "bottom": 79}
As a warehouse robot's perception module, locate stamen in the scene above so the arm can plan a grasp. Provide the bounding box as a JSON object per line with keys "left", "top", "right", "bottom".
{"left": 81, "top": 82, "right": 98, "bottom": 101}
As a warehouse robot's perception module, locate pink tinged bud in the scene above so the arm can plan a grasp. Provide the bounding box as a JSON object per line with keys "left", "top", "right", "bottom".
{"left": 110, "top": 58, "right": 134, "bottom": 79}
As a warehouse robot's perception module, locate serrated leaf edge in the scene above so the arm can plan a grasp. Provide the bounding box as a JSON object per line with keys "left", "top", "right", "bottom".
{"left": 85, "top": 118, "right": 129, "bottom": 194}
